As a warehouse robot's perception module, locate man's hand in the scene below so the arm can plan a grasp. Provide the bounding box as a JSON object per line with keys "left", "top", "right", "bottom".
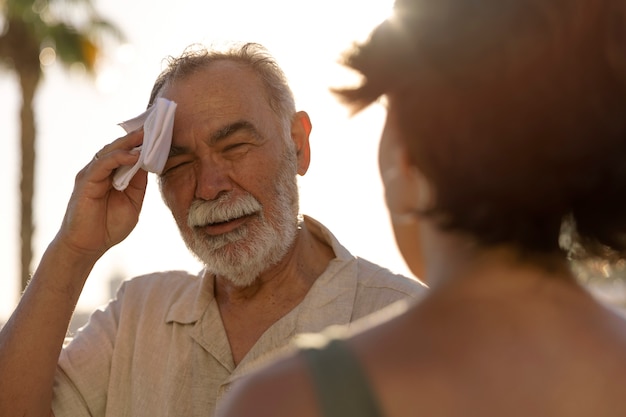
{"left": 55, "top": 128, "right": 148, "bottom": 261}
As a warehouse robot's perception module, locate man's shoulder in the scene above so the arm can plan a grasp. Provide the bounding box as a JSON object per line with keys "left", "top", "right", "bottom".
{"left": 115, "top": 270, "right": 205, "bottom": 308}
{"left": 333, "top": 257, "right": 425, "bottom": 323}
{"left": 302, "top": 215, "right": 425, "bottom": 297}
{"left": 353, "top": 257, "right": 426, "bottom": 297}
{"left": 98, "top": 270, "right": 209, "bottom": 327}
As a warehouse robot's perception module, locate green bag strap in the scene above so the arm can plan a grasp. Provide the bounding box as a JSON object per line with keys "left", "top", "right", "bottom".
{"left": 300, "top": 338, "right": 384, "bottom": 417}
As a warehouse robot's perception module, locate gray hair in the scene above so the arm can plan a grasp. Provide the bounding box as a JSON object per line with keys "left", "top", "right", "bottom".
{"left": 148, "top": 42, "right": 297, "bottom": 128}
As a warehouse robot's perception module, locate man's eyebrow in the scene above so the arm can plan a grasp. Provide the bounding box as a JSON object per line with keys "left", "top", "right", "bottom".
{"left": 209, "top": 120, "right": 260, "bottom": 144}
{"left": 166, "top": 120, "right": 260, "bottom": 158}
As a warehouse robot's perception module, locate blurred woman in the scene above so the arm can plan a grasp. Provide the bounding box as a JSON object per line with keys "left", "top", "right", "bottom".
{"left": 218, "top": 0, "right": 626, "bottom": 416}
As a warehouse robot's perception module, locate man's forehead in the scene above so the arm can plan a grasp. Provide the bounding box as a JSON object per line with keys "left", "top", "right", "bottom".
{"left": 159, "top": 65, "right": 270, "bottom": 114}
{"left": 155, "top": 60, "right": 278, "bottom": 143}
{"left": 167, "top": 61, "right": 260, "bottom": 92}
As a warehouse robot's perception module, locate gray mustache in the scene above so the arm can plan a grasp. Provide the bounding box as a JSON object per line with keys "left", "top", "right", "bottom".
{"left": 187, "top": 194, "right": 262, "bottom": 228}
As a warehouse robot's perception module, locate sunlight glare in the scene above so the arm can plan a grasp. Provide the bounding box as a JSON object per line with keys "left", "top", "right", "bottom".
{"left": 115, "top": 43, "right": 136, "bottom": 64}
{"left": 303, "top": 0, "right": 395, "bottom": 104}
{"left": 96, "top": 68, "right": 120, "bottom": 94}
{"left": 333, "top": 0, "right": 394, "bottom": 44}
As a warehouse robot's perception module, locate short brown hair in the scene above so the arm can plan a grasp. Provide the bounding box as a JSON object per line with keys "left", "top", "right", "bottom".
{"left": 336, "top": 0, "right": 626, "bottom": 258}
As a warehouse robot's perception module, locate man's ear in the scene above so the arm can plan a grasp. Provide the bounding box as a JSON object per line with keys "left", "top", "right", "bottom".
{"left": 291, "top": 111, "right": 312, "bottom": 175}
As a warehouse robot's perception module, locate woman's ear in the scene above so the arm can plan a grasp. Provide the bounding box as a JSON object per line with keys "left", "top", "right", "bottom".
{"left": 380, "top": 134, "right": 431, "bottom": 217}
{"left": 379, "top": 123, "right": 431, "bottom": 280}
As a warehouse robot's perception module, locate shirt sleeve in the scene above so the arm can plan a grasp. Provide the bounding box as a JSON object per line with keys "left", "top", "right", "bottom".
{"left": 52, "top": 284, "right": 126, "bottom": 417}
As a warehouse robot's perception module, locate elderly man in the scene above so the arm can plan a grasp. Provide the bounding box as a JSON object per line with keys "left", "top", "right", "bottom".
{"left": 0, "top": 42, "right": 424, "bottom": 417}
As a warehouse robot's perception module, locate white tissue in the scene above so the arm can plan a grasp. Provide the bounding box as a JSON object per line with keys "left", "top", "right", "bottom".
{"left": 112, "top": 98, "right": 177, "bottom": 191}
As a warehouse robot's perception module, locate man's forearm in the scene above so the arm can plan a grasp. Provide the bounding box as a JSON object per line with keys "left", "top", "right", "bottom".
{"left": 0, "top": 240, "right": 97, "bottom": 417}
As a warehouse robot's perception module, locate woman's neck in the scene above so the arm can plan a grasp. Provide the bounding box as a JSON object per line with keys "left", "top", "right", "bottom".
{"left": 420, "top": 221, "right": 576, "bottom": 297}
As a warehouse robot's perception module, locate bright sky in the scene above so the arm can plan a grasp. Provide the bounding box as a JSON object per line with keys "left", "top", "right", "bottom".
{"left": 0, "top": 0, "right": 417, "bottom": 321}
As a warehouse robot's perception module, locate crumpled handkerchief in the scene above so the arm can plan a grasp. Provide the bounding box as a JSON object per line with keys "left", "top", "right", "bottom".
{"left": 112, "top": 97, "right": 177, "bottom": 191}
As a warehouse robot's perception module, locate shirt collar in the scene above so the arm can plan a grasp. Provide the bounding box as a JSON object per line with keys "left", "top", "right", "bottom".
{"left": 162, "top": 216, "right": 362, "bottom": 379}
{"left": 165, "top": 215, "right": 355, "bottom": 325}
{"left": 165, "top": 269, "right": 214, "bottom": 325}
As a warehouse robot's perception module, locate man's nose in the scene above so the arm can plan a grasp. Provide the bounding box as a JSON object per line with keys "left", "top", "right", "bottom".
{"left": 194, "top": 160, "right": 233, "bottom": 201}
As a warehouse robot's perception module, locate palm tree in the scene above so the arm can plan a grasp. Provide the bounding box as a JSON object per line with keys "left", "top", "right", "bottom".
{"left": 0, "top": 0, "right": 124, "bottom": 292}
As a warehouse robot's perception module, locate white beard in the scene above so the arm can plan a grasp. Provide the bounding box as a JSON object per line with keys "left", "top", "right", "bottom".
{"left": 182, "top": 147, "right": 300, "bottom": 287}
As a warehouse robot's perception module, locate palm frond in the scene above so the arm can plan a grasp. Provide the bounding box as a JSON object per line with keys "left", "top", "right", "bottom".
{"left": 42, "top": 22, "right": 93, "bottom": 69}
{"left": 86, "top": 17, "right": 125, "bottom": 42}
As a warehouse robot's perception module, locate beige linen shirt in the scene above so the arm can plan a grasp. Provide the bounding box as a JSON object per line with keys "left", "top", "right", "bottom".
{"left": 52, "top": 216, "right": 424, "bottom": 417}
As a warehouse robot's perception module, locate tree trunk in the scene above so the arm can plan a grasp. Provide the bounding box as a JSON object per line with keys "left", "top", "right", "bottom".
{"left": 18, "top": 69, "right": 40, "bottom": 291}
{"left": 4, "top": 18, "right": 44, "bottom": 293}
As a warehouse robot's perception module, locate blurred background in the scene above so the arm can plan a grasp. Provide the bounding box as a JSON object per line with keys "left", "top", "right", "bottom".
{"left": 1, "top": 0, "right": 625, "bottom": 330}
{"left": 0, "top": 0, "right": 409, "bottom": 327}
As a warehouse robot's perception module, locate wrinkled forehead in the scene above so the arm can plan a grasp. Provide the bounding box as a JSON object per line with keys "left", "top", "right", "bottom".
{"left": 158, "top": 62, "right": 283, "bottom": 144}
{"left": 160, "top": 63, "right": 275, "bottom": 119}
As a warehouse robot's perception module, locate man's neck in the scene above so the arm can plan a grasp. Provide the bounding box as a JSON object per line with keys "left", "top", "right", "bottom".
{"left": 213, "top": 220, "right": 335, "bottom": 365}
